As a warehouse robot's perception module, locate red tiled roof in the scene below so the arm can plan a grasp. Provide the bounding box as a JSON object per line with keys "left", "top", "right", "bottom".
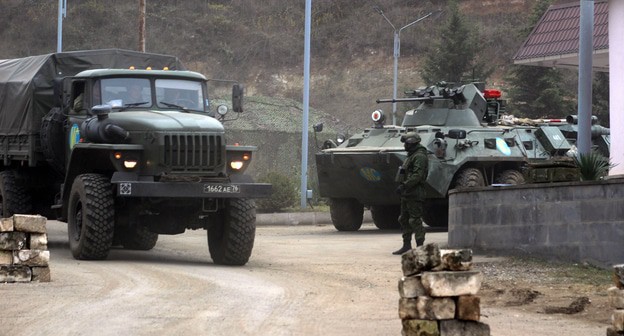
{"left": 513, "top": 1, "right": 609, "bottom": 61}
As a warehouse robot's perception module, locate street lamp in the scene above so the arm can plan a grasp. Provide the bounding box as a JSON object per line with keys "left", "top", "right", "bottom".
{"left": 374, "top": 7, "right": 435, "bottom": 125}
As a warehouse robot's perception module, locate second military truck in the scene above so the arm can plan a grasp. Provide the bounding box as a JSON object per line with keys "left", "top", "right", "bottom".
{"left": 0, "top": 49, "right": 270, "bottom": 265}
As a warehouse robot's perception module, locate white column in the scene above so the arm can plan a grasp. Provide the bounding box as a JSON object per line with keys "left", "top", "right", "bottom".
{"left": 609, "top": 0, "right": 624, "bottom": 175}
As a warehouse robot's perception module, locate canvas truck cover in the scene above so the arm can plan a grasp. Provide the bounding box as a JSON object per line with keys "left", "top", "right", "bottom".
{"left": 0, "top": 49, "right": 185, "bottom": 135}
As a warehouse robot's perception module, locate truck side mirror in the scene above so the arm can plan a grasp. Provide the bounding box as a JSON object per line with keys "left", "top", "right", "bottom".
{"left": 232, "top": 84, "right": 244, "bottom": 113}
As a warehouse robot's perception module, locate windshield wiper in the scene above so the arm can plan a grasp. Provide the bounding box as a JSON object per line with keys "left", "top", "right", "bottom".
{"left": 160, "top": 101, "right": 191, "bottom": 112}
{"left": 119, "top": 101, "right": 149, "bottom": 112}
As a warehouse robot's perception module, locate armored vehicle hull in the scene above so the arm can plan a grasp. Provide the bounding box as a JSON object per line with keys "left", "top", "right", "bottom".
{"left": 316, "top": 83, "right": 579, "bottom": 231}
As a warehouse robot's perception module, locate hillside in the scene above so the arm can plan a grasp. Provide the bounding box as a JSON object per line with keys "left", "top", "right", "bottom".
{"left": 0, "top": 0, "right": 574, "bottom": 134}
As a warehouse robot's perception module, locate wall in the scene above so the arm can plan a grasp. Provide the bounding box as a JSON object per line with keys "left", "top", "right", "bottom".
{"left": 448, "top": 178, "right": 624, "bottom": 268}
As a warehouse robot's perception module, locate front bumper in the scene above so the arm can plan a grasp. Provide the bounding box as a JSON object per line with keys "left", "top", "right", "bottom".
{"left": 111, "top": 173, "right": 271, "bottom": 198}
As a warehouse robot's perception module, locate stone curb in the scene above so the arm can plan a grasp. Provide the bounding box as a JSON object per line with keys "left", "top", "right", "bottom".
{"left": 256, "top": 211, "right": 373, "bottom": 226}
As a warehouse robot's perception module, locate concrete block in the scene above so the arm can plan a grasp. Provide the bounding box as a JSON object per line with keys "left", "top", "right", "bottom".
{"left": 421, "top": 271, "right": 483, "bottom": 297}
{"left": 457, "top": 295, "right": 481, "bottom": 321}
{"left": 399, "top": 297, "right": 455, "bottom": 320}
{"left": 31, "top": 266, "right": 51, "bottom": 282}
{"left": 0, "top": 250, "right": 12, "bottom": 265}
{"left": 401, "top": 319, "right": 440, "bottom": 336}
{"left": 0, "top": 265, "right": 32, "bottom": 282}
{"left": 0, "top": 232, "right": 27, "bottom": 250}
{"left": 399, "top": 276, "right": 426, "bottom": 298}
{"left": 439, "top": 249, "right": 473, "bottom": 271}
{"left": 29, "top": 233, "right": 48, "bottom": 250}
{"left": 439, "top": 320, "right": 490, "bottom": 336}
{"left": 402, "top": 243, "right": 441, "bottom": 276}
{"left": 615, "top": 265, "right": 624, "bottom": 289}
{"left": 613, "top": 309, "right": 624, "bottom": 331}
{"left": 13, "top": 214, "right": 47, "bottom": 233}
{"left": 606, "top": 326, "right": 624, "bottom": 336}
{"left": 609, "top": 287, "right": 624, "bottom": 309}
{"left": 13, "top": 250, "right": 49, "bottom": 266}
{"left": 0, "top": 217, "right": 13, "bottom": 232}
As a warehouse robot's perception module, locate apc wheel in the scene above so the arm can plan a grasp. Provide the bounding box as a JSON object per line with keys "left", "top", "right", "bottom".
{"left": 329, "top": 198, "right": 363, "bottom": 231}
{"left": 208, "top": 198, "right": 256, "bottom": 266}
{"left": 0, "top": 170, "right": 32, "bottom": 218}
{"left": 119, "top": 225, "right": 158, "bottom": 250}
{"left": 453, "top": 168, "right": 486, "bottom": 189}
{"left": 370, "top": 205, "right": 400, "bottom": 230}
{"left": 423, "top": 200, "right": 449, "bottom": 228}
{"left": 67, "top": 174, "right": 115, "bottom": 260}
{"left": 496, "top": 169, "right": 526, "bottom": 185}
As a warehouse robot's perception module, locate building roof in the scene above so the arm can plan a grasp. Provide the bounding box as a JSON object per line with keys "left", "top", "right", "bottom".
{"left": 513, "top": 1, "right": 609, "bottom": 72}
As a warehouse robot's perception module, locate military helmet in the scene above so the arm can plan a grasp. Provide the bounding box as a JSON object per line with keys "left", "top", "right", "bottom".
{"left": 400, "top": 132, "right": 421, "bottom": 144}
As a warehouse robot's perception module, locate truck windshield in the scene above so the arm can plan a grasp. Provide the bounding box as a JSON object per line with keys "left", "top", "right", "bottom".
{"left": 155, "top": 79, "right": 205, "bottom": 112}
{"left": 100, "top": 78, "right": 152, "bottom": 108}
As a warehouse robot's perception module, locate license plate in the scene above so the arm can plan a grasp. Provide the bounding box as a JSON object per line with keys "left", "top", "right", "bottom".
{"left": 203, "top": 184, "right": 240, "bottom": 194}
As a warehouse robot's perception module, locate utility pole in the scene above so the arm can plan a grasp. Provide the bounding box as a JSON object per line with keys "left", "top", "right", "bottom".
{"left": 300, "top": 0, "right": 312, "bottom": 208}
{"left": 373, "top": 7, "right": 434, "bottom": 125}
{"left": 139, "top": 0, "right": 146, "bottom": 52}
{"left": 57, "top": 0, "right": 67, "bottom": 53}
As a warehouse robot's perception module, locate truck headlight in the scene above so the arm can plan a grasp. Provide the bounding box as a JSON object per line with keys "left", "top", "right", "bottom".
{"left": 230, "top": 161, "right": 244, "bottom": 170}
{"left": 124, "top": 160, "right": 138, "bottom": 169}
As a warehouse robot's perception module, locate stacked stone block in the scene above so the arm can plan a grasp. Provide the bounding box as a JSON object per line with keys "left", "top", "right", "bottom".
{"left": 608, "top": 264, "right": 624, "bottom": 336}
{"left": 398, "top": 243, "right": 490, "bottom": 336}
{"left": 0, "top": 215, "right": 51, "bottom": 282}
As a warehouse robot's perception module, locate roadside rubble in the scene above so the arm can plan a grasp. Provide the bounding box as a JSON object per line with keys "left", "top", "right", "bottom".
{"left": 0, "top": 214, "right": 51, "bottom": 282}
{"left": 398, "top": 243, "right": 490, "bottom": 336}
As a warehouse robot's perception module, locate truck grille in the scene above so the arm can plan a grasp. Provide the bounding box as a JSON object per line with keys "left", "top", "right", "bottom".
{"left": 163, "top": 134, "right": 223, "bottom": 171}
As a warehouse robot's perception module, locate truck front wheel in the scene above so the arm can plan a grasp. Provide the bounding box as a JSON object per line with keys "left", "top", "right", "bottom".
{"left": 208, "top": 198, "right": 256, "bottom": 266}
{"left": 67, "top": 174, "right": 115, "bottom": 260}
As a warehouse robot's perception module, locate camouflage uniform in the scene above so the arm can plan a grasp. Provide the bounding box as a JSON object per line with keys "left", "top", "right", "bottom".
{"left": 393, "top": 132, "right": 429, "bottom": 255}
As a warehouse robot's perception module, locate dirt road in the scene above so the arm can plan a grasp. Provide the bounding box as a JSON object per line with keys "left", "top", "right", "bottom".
{"left": 0, "top": 220, "right": 611, "bottom": 336}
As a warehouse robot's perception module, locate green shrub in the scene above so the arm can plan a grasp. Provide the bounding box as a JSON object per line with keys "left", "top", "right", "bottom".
{"left": 574, "top": 150, "right": 615, "bottom": 181}
{"left": 256, "top": 172, "right": 298, "bottom": 212}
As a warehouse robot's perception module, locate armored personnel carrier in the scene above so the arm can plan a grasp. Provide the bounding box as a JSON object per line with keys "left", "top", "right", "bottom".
{"left": 315, "top": 82, "right": 579, "bottom": 231}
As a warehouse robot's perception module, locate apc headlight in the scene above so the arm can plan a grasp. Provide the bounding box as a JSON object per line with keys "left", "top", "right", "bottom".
{"left": 217, "top": 105, "right": 228, "bottom": 116}
{"left": 336, "top": 133, "right": 346, "bottom": 144}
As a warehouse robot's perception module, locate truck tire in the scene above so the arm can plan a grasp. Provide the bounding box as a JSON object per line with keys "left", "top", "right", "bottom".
{"left": 67, "top": 174, "right": 115, "bottom": 260}
{"left": 208, "top": 198, "right": 256, "bottom": 266}
{"left": 370, "top": 205, "right": 400, "bottom": 230}
{"left": 119, "top": 225, "right": 158, "bottom": 250}
{"left": 496, "top": 169, "right": 525, "bottom": 185}
{"left": 329, "top": 198, "right": 363, "bottom": 231}
{"left": 0, "top": 170, "right": 32, "bottom": 217}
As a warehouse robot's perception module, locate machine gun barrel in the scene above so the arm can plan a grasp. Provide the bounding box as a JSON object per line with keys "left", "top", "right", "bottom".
{"left": 376, "top": 96, "right": 444, "bottom": 104}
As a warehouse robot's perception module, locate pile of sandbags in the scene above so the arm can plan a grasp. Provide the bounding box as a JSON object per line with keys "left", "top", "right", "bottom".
{"left": 0, "top": 215, "right": 50, "bottom": 282}
{"left": 398, "top": 243, "right": 489, "bottom": 336}
{"left": 608, "top": 264, "right": 624, "bottom": 335}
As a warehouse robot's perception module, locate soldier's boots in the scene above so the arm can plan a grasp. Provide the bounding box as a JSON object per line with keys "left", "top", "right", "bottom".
{"left": 416, "top": 237, "right": 425, "bottom": 247}
{"left": 392, "top": 242, "right": 412, "bottom": 255}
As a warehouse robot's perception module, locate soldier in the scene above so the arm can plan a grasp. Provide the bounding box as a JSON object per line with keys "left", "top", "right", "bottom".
{"left": 392, "top": 132, "right": 429, "bottom": 255}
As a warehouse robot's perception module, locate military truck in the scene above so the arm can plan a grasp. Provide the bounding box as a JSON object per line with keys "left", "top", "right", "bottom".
{"left": 315, "top": 82, "right": 579, "bottom": 231}
{"left": 0, "top": 49, "right": 270, "bottom": 265}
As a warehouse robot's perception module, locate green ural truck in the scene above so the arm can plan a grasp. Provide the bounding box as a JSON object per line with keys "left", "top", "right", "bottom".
{"left": 0, "top": 49, "right": 271, "bottom": 265}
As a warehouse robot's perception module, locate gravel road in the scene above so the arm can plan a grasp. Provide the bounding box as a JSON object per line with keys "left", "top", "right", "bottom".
{"left": 0, "top": 220, "right": 609, "bottom": 336}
